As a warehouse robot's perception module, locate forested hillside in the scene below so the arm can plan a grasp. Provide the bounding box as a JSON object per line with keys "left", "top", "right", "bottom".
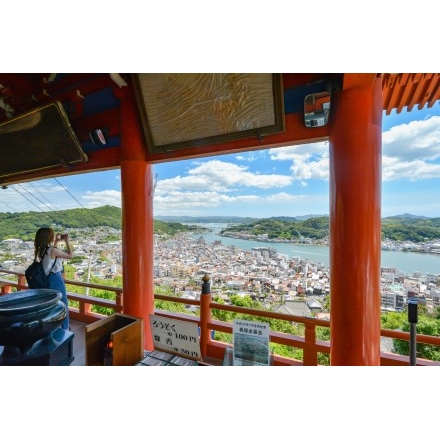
{"left": 1, "top": 207, "right": 439, "bottom": 243}
{"left": 0, "top": 206, "right": 198, "bottom": 241}
{"left": 221, "top": 215, "right": 440, "bottom": 242}
{"left": 222, "top": 217, "right": 330, "bottom": 240}
{"left": 381, "top": 215, "right": 440, "bottom": 241}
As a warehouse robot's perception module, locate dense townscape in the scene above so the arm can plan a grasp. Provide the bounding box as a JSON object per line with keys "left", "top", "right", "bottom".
{"left": 153, "top": 232, "right": 440, "bottom": 317}
{"left": 1, "top": 226, "right": 440, "bottom": 321}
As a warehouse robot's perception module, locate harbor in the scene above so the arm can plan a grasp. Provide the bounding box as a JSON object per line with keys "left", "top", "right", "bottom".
{"left": 190, "top": 223, "right": 440, "bottom": 276}
{"left": 151, "top": 224, "right": 440, "bottom": 318}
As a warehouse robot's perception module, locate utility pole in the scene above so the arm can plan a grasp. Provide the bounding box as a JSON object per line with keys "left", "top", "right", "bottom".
{"left": 85, "top": 250, "right": 92, "bottom": 296}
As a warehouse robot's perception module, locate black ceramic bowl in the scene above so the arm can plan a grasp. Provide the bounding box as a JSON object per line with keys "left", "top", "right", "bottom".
{"left": 0, "top": 289, "right": 66, "bottom": 352}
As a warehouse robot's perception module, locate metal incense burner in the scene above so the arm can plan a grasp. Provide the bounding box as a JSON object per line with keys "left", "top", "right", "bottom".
{"left": 0, "top": 289, "right": 73, "bottom": 365}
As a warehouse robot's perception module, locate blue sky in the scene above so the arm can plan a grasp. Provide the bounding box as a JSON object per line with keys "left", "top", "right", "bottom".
{"left": 1, "top": 102, "right": 439, "bottom": 218}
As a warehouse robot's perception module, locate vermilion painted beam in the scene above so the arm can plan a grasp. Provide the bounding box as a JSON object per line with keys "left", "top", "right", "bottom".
{"left": 144, "top": 112, "right": 331, "bottom": 163}
{"left": 342, "top": 73, "right": 377, "bottom": 90}
{"left": 0, "top": 146, "right": 121, "bottom": 186}
{"left": 71, "top": 107, "right": 121, "bottom": 142}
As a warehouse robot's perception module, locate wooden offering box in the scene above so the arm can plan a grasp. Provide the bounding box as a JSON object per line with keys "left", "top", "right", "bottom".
{"left": 85, "top": 313, "right": 143, "bottom": 366}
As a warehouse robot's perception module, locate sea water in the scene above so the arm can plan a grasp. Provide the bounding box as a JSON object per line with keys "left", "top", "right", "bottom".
{"left": 190, "top": 223, "right": 440, "bottom": 276}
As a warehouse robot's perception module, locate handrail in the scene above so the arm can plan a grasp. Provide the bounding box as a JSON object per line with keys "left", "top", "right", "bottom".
{"left": 0, "top": 269, "right": 122, "bottom": 324}
{"left": 1, "top": 268, "right": 440, "bottom": 366}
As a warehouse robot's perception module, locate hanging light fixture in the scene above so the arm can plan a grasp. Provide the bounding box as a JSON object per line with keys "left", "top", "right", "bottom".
{"left": 89, "top": 128, "right": 108, "bottom": 146}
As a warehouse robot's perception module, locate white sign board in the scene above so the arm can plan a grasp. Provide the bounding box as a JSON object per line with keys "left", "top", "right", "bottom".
{"left": 233, "top": 319, "right": 270, "bottom": 366}
{"left": 149, "top": 314, "right": 201, "bottom": 360}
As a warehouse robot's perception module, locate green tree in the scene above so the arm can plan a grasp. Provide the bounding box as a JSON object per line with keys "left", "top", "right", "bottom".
{"left": 393, "top": 317, "right": 440, "bottom": 361}
{"left": 381, "top": 309, "right": 440, "bottom": 361}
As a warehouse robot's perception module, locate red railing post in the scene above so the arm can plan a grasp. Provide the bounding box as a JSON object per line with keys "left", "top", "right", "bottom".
{"left": 1, "top": 285, "right": 12, "bottom": 294}
{"left": 199, "top": 273, "right": 212, "bottom": 357}
{"left": 303, "top": 320, "right": 318, "bottom": 366}
{"left": 17, "top": 274, "right": 27, "bottom": 290}
{"left": 116, "top": 291, "right": 123, "bottom": 313}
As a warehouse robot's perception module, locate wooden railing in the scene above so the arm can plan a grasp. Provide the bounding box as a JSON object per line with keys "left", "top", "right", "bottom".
{"left": 1, "top": 268, "right": 439, "bottom": 366}
{"left": 0, "top": 270, "right": 123, "bottom": 324}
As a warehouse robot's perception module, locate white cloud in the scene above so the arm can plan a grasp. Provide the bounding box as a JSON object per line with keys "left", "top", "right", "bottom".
{"left": 82, "top": 190, "right": 121, "bottom": 208}
{"left": 0, "top": 182, "right": 73, "bottom": 212}
{"left": 382, "top": 157, "right": 440, "bottom": 181}
{"left": 383, "top": 116, "right": 440, "bottom": 161}
{"left": 266, "top": 117, "right": 440, "bottom": 184}
{"left": 289, "top": 154, "right": 329, "bottom": 181}
{"left": 155, "top": 191, "right": 259, "bottom": 206}
{"left": 382, "top": 116, "right": 440, "bottom": 180}
{"left": 266, "top": 192, "right": 304, "bottom": 202}
{"left": 235, "top": 151, "right": 265, "bottom": 162}
{"left": 3, "top": 113, "right": 439, "bottom": 217}
{"left": 153, "top": 190, "right": 262, "bottom": 215}
{"left": 268, "top": 141, "right": 328, "bottom": 160}
{"left": 268, "top": 142, "right": 330, "bottom": 182}
{"left": 156, "top": 159, "right": 292, "bottom": 193}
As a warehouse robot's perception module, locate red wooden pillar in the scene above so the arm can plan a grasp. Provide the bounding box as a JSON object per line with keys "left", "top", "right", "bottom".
{"left": 328, "top": 75, "right": 383, "bottom": 365}
{"left": 119, "top": 87, "right": 155, "bottom": 351}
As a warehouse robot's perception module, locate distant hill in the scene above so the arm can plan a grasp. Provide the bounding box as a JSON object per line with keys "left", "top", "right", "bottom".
{"left": 0, "top": 206, "right": 196, "bottom": 241}
{"left": 268, "top": 215, "right": 328, "bottom": 222}
{"left": 221, "top": 215, "right": 440, "bottom": 242}
{"left": 0, "top": 205, "right": 123, "bottom": 241}
{"left": 154, "top": 215, "right": 258, "bottom": 224}
{"left": 221, "top": 217, "right": 330, "bottom": 241}
{"left": 154, "top": 214, "right": 328, "bottom": 223}
{"left": 1, "top": 208, "right": 439, "bottom": 243}
{"left": 381, "top": 214, "right": 440, "bottom": 240}
{"left": 387, "top": 213, "right": 432, "bottom": 220}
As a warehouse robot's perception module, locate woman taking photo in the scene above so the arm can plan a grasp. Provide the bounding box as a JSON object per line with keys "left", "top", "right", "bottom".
{"left": 33, "top": 227, "right": 73, "bottom": 330}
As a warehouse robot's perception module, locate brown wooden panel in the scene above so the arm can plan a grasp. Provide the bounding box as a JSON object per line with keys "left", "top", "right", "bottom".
{"left": 85, "top": 314, "right": 143, "bottom": 366}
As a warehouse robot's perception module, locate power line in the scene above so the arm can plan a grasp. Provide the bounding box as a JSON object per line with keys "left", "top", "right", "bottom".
{"left": 53, "top": 178, "right": 89, "bottom": 211}
{"left": 1, "top": 185, "right": 48, "bottom": 218}
{"left": 26, "top": 182, "right": 54, "bottom": 207}
{"left": 11, "top": 186, "right": 50, "bottom": 215}
{"left": 53, "top": 177, "right": 99, "bottom": 223}
{"left": 4, "top": 179, "right": 100, "bottom": 226}
{"left": 0, "top": 202, "right": 18, "bottom": 213}
{"left": 4, "top": 177, "right": 101, "bottom": 223}
{"left": 17, "top": 183, "right": 56, "bottom": 213}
